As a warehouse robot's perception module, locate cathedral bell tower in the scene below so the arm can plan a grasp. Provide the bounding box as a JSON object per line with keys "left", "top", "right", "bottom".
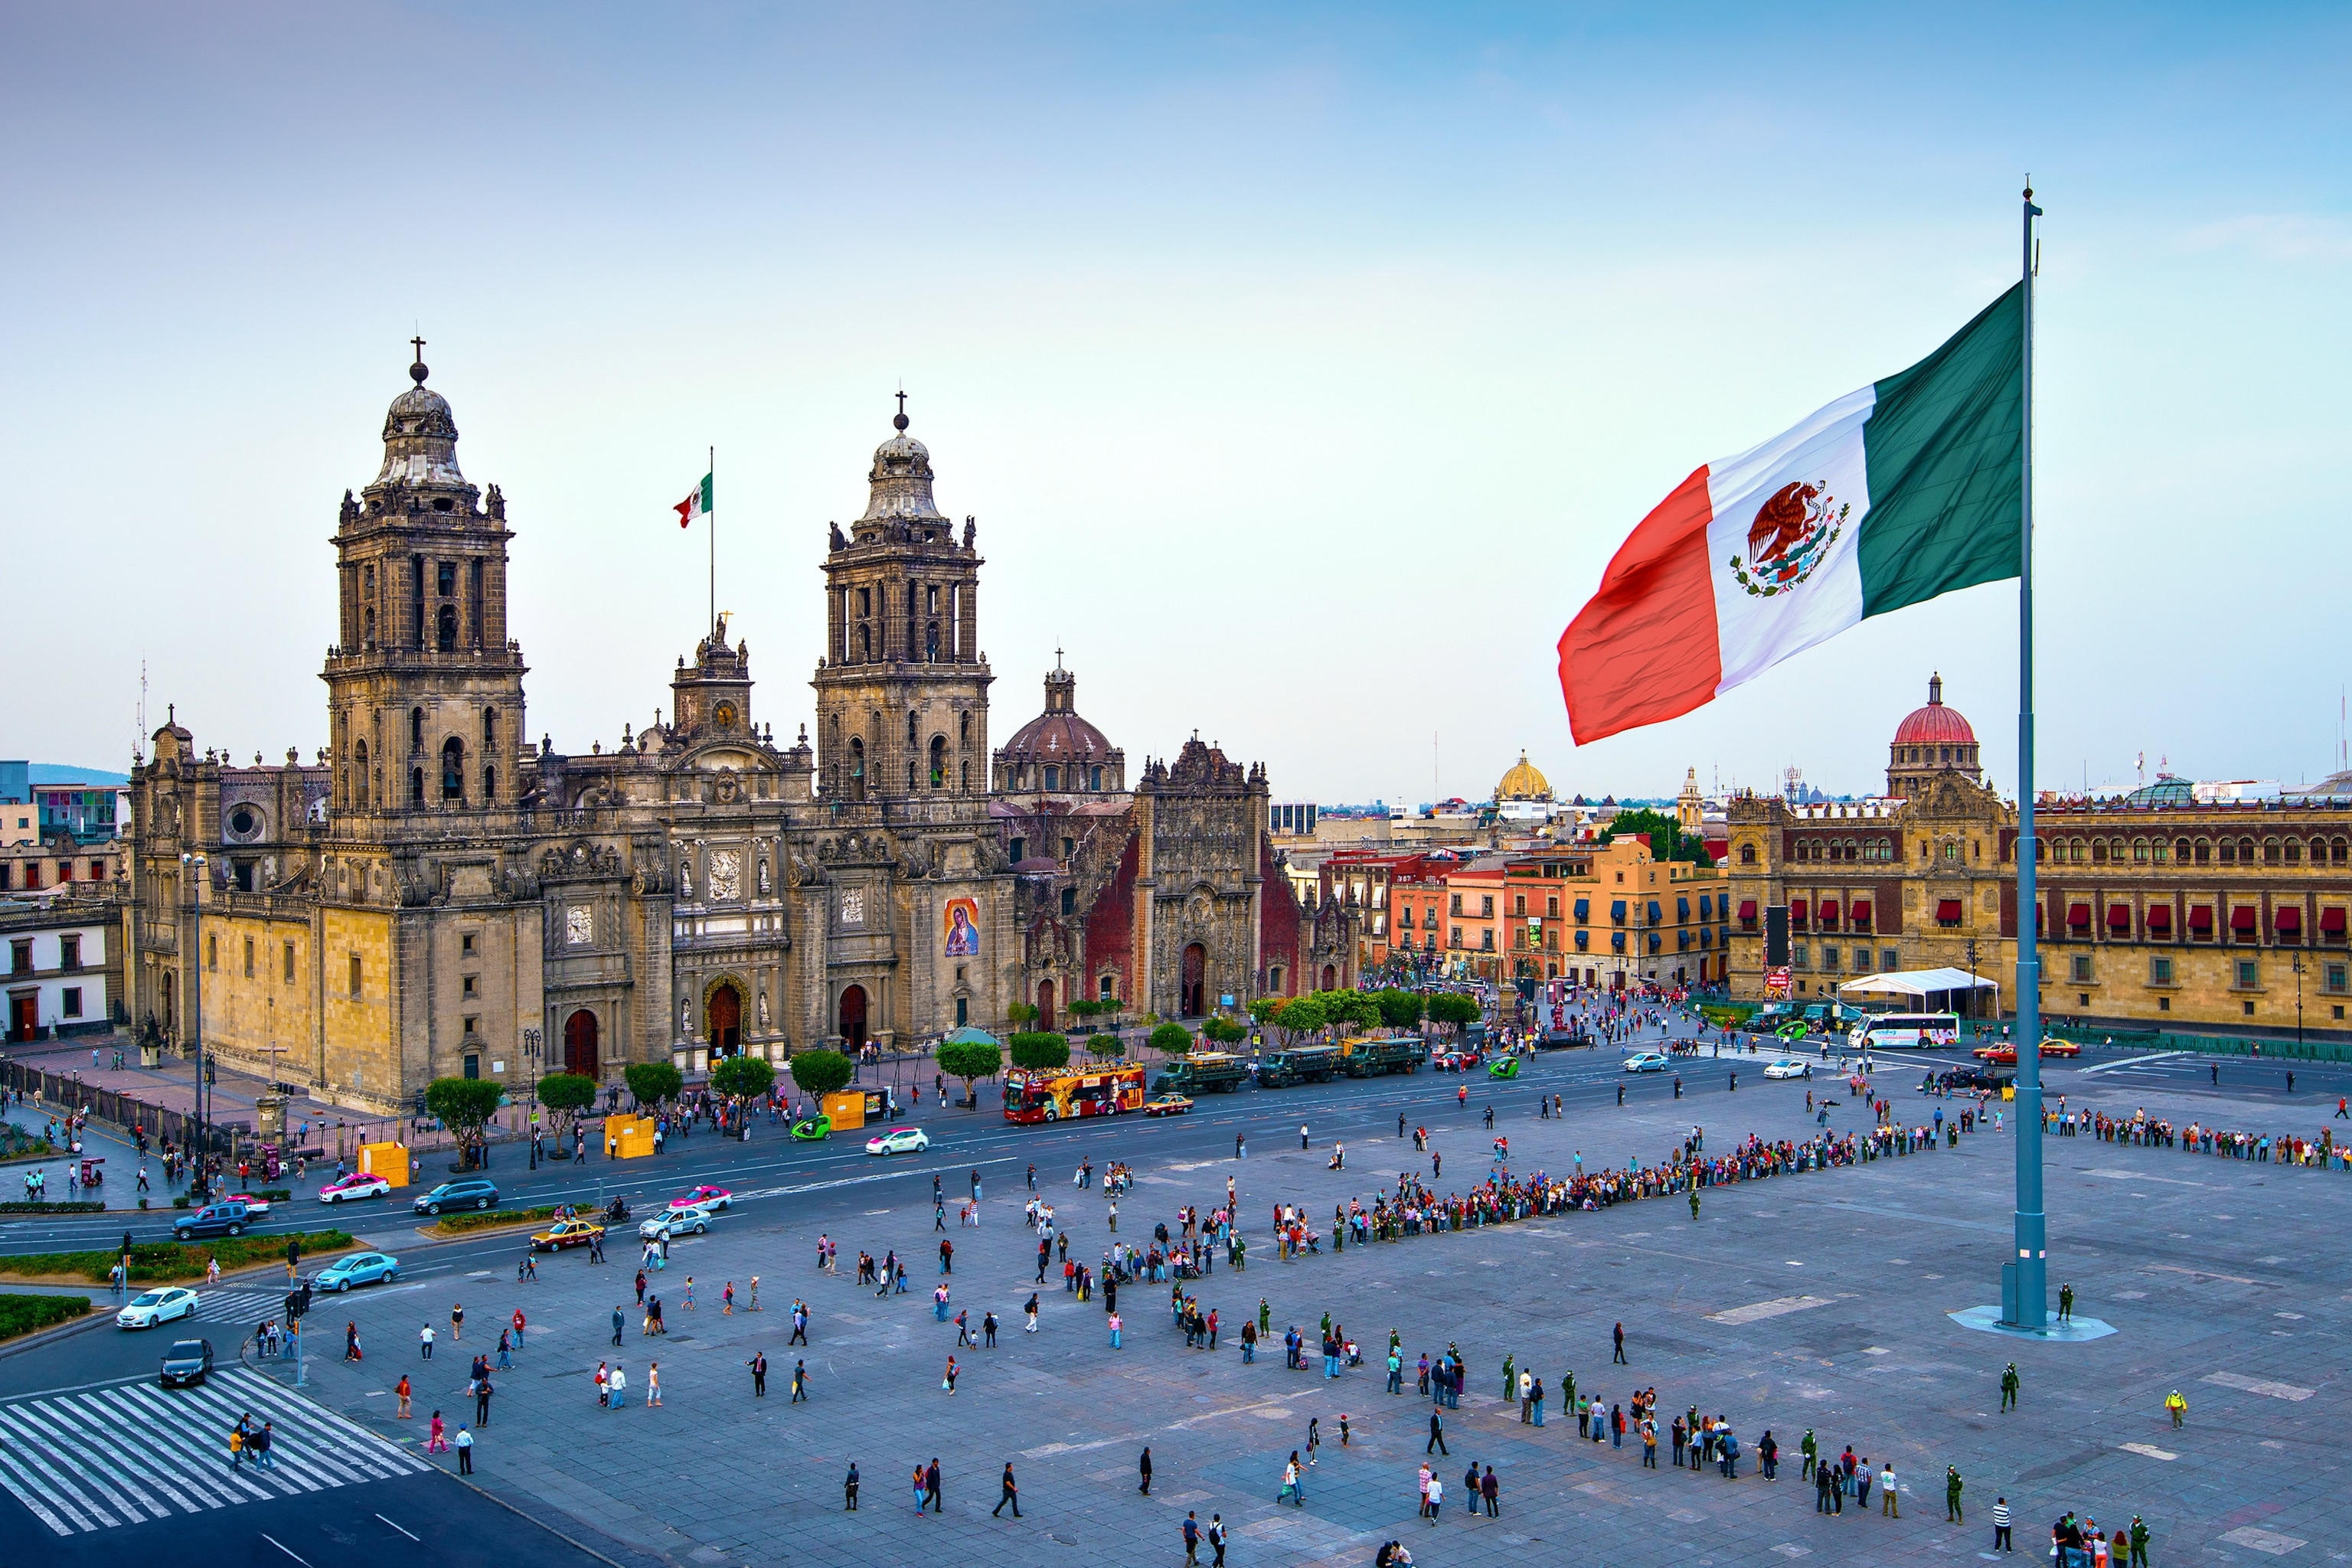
{"left": 322, "top": 344, "right": 529, "bottom": 825}
{"left": 812, "top": 398, "right": 991, "bottom": 804}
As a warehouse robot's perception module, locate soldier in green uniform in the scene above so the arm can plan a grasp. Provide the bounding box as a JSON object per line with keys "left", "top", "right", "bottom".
{"left": 2128, "top": 1515, "right": 2151, "bottom": 1568}
{"left": 2000, "top": 1362, "right": 2020, "bottom": 1412}
{"left": 1945, "top": 1465, "right": 1964, "bottom": 1523}
{"left": 1501, "top": 1353, "right": 1515, "bottom": 1402}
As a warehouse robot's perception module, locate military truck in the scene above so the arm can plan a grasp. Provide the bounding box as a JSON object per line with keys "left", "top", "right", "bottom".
{"left": 1336, "top": 1034, "right": 1423, "bottom": 1078}
{"left": 1149, "top": 1050, "right": 1251, "bottom": 1096}
{"left": 1257, "top": 1044, "right": 1341, "bottom": 1088}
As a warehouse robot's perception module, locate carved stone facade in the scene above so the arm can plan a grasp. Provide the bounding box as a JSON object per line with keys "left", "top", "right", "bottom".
{"left": 122, "top": 358, "right": 1351, "bottom": 1112}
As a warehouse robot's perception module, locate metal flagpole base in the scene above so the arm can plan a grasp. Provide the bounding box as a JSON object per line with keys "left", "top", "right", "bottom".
{"left": 1951, "top": 1305, "right": 2115, "bottom": 1343}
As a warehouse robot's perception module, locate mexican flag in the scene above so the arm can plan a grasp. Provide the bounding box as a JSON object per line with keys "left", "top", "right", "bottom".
{"left": 1557, "top": 284, "right": 2024, "bottom": 744}
{"left": 674, "top": 472, "right": 713, "bottom": 529}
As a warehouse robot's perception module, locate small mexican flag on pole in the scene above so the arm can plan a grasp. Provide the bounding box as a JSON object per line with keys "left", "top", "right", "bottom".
{"left": 674, "top": 472, "right": 714, "bottom": 528}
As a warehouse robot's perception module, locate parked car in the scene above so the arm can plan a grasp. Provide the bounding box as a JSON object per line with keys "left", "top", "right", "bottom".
{"left": 412, "top": 1178, "right": 499, "bottom": 1216}
{"left": 117, "top": 1285, "right": 200, "bottom": 1330}
{"left": 639, "top": 1205, "right": 717, "bottom": 1241}
{"left": 172, "top": 1201, "right": 253, "bottom": 1241}
{"left": 318, "top": 1172, "right": 392, "bottom": 1204}
{"left": 314, "top": 1251, "right": 401, "bottom": 1291}
{"left": 864, "top": 1127, "right": 930, "bottom": 1156}
{"left": 159, "top": 1338, "right": 214, "bottom": 1387}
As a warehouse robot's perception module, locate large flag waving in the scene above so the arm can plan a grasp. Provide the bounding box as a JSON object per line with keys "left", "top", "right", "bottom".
{"left": 1557, "top": 284, "right": 2024, "bottom": 744}
{"left": 674, "top": 471, "right": 713, "bottom": 528}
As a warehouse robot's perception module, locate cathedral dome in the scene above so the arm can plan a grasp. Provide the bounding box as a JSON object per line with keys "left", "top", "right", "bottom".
{"left": 374, "top": 351, "right": 466, "bottom": 489}
{"left": 1893, "top": 672, "right": 1975, "bottom": 746}
{"left": 860, "top": 402, "right": 946, "bottom": 522}
{"left": 1495, "top": 750, "right": 1552, "bottom": 802}
{"left": 995, "top": 656, "right": 1123, "bottom": 792}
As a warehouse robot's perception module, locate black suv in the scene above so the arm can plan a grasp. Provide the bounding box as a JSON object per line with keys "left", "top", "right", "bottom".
{"left": 413, "top": 1178, "right": 499, "bottom": 1215}
{"left": 172, "top": 1200, "right": 253, "bottom": 1240}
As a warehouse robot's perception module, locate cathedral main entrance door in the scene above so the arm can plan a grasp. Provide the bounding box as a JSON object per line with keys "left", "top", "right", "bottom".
{"left": 1180, "top": 944, "right": 1206, "bottom": 1019}
{"left": 707, "top": 984, "right": 742, "bottom": 1057}
{"left": 1036, "top": 979, "right": 1054, "bottom": 1033}
{"left": 839, "top": 985, "right": 868, "bottom": 1052}
{"left": 563, "top": 1008, "right": 599, "bottom": 1078}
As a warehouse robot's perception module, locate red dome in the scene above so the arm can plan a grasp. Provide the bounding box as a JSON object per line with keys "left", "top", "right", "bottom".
{"left": 1001, "top": 709, "right": 1115, "bottom": 763}
{"left": 1893, "top": 674, "right": 1975, "bottom": 746}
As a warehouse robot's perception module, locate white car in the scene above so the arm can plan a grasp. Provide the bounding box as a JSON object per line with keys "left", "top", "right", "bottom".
{"left": 864, "top": 1126, "right": 930, "bottom": 1156}
{"left": 117, "top": 1285, "right": 201, "bottom": 1330}
{"left": 1622, "top": 1052, "right": 1672, "bottom": 1073}
{"left": 318, "top": 1172, "right": 392, "bottom": 1204}
{"left": 1763, "top": 1058, "right": 1811, "bottom": 1080}
{"left": 639, "top": 1204, "right": 717, "bottom": 1241}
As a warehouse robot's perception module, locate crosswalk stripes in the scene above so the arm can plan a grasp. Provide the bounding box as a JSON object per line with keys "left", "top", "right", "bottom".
{"left": 0, "top": 1364, "right": 433, "bottom": 1535}
{"left": 195, "top": 1289, "right": 289, "bottom": 1323}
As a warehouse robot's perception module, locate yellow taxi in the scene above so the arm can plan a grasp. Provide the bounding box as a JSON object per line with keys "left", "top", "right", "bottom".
{"left": 529, "top": 1217, "right": 606, "bottom": 1252}
{"left": 1142, "top": 1093, "right": 1194, "bottom": 1117}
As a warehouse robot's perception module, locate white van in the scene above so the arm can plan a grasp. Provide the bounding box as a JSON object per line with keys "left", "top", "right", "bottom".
{"left": 1847, "top": 1011, "right": 1962, "bottom": 1052}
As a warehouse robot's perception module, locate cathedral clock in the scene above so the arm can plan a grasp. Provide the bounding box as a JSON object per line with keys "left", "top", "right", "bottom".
{"left": 714, "top": 700, "right": 739, "bottom": 730}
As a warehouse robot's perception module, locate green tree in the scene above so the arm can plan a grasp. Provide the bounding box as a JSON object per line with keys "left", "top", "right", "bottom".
{"left": 1597, "top": 807, "right": 1713, "bottom": 867}
{"left": 1200, "top": 1016, "right": 1246, "bottom": 1046}
{"left": 623, "top": 1060, "right": 685, "bottom": 1109}
{"left": 936, "top": 1037, "right": 1002, "bottom": 1097}
{"left": 1246, "top": 995, "right": 1285, "bottom": 1026}
{"left": 1085, "top": 1031, "right": 1128, "bottom": 1061}
{"left": 1148, "top": 1022, "right": 1195, "bottom": 1057}
{"left": 785, "top": 1048, "right": 854, "bottom": 1102}
{"left": 1375, "top": 988, "right": 1425, "bottom": 1029}
{"left": 1067, "top": 998, "right": 1102, "bottom": 1024}
{"left": 1008, "top": 1031, "right": 1071, "bottom": 1071}
{"left": 1273, "top": 995, "right": 1328, "bottom": 1039}
{"left": 1006, "top": 1001, "right": 1038, "bottom": 1028}
{"left": 424, "top": 1076, "right": 506, "bottom": 1165}
{"left": 710, "top": 1055, "right": 776, "bottom": 1100}
{"left": 1320, "top": 990, "right": 1381, "bottom": 1032}
{"left": 1426, "top": 992, "right": 1481, "bottom": 1034}
{"left": 535, "top": 1072, "right": 597, "bottom": 1129}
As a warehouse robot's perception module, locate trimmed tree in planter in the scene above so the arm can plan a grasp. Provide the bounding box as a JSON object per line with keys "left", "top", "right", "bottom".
{"left": 785, "top": 1049, "right": 854, "bottom": 1105}
{"left": 936, "top": 1037, "right": 1002, "bottom": 1106}
{"left": 623, "top": 1061, "right": 685, "bottom": 1111}
{"left": 424, "top": 1077, "right": 507, "bottom": 1169}
{"left": 1008, "top": 1031, "right": 1071, "bottom": 1072}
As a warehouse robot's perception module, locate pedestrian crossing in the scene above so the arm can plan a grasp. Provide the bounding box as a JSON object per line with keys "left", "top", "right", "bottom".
{"left": 0, "top": 1365, "right": 432, "bottom": 1536}
{"left": 196, "top": 1289, "right": 289, "bottom": 1323}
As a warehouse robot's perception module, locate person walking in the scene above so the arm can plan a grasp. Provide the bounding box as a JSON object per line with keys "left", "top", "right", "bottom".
{"left": 942, "top": 1355, "right": 959, "bottom": 1395}
{"left": 1025, "top": 1292, "right": 1040, "bottom": 1332}
{"left": 611, "top": 1305, "right": 625, "bottom": 1347}
{"left": 1184, "top": 1511, "right": 1203, "bottom": 1567}
{"left": 2001, "top": 1361, "right": 2020, "bottom": 1412}
{"left": 747, "top": 1351, "right": 767, "bottom": 1396}
{"left": 792, "top": 1358, "right": 808, "bottom": 1402}
{"left": 454, "top": 1424, "right": 473, "bottom": 1474}
{"left": 1139, "top": 1446, "right": 1153, "bottom": 1494}
{"left": 474, "top": 1370, "right": 494, "bottom": 1426}
{"left": 1423, "top": 1472, "right": 1442, "bottom": 1522}
{"left": 1612, "top": 1321, "right": 1626, "bottom": 1365}
{"left": 2164, "top": 1388, "right": 2187, "bottom": 1427}
{"left": 396, "top": 1374, "right": 412, "bottom": 1419}
{"left": 1278, "top": 1452, "right": 1305, "bottom": 1507}
{"left": 1481, "top": 1465, "right": 1498, "bottom": 1517}
{"left": 451, "top": 1302, "right": 464, "bottom": 1341}
{"left": 420, "top": 1322, "right": 436, "bottom": 1360}
{"left": 1207, "top": 1512, "right": 1227, "bottom": 1567}
{"left": 994, "top": 1462, "right": 1021, "bottom": 1517}
{"left": 1427, "top": 1409, "right": 1449, "bottom": 1455}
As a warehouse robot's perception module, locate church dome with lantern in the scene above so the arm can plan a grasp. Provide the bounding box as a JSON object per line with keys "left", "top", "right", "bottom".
{"left": 1495, "top": 750, "right": 1553, "bottom": 803}
{"left": 1887, "top": 673, "right": 1982, "bottom": 797}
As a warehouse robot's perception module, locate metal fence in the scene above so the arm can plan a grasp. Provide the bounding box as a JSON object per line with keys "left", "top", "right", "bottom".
{"left": 0, "top": 1059, "right": 234, "bottom": 1154}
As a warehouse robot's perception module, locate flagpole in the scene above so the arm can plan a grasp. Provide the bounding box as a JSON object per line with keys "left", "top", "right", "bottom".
{"left": 708, "top": 444, "right": 717, "bottom": 639}
{"left": 2007, "top": 180, "right": 2047, "bottom": 1330}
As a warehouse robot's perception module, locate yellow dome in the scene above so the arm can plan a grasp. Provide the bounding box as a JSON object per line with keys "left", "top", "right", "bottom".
{"left": 1496, "top": 750, "right": 1552, "bottom": 802}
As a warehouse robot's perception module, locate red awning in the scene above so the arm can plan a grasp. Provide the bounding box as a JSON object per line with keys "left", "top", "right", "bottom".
{"left": 2107, "top": 904, "right": 2132, "bottom": 929}
{"left": 1851, "top": 900, "right": 1872, "bottom": 923}
{"left": 1789, "top": 899, "right": 1808, "bottom": 920}
{"left": 1738, "top": 900, "right": 1757, "bottom": 920}
{"left": 2324, "top": 906, "right": 2347, "bottom": 934}
{"left": 2146, "top": 905, "right": 2172, "bottom": 932}
{"left": 1820, "top": 900, "right": 1841, "bottom": 923}
{"left": 2231, "top": 906, "right": 2258, "bottom": 933}
{"left": 1936, "top": 898, "right": 1963, "bottom": 921}
{"left": 2276, "top": 906, "right": 2303, "bottom": 933}
{"left": 2189, "top": 905, "right": 2213, "bottom": 931}
{"left": 2066, "top": 903, "right": 2092, "bottom": 927}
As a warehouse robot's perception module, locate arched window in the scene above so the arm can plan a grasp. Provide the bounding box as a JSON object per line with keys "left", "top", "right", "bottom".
{"left": 1090, "top": 766, "right": 1103, "bottom": 791}
{"left": 436, "top": 603, "right": 459, "bottom": 652}
{"left": 354, "top": 741, "right": 370, "bottom": 808}
{"left": 2219, "top": 838, "right": 2236, "bottom": 864}
{"left": 929, "top": 734, "right": 946, "bottom": 789}
{"left": 2177, "top": 838, "right": 2193, "bottom": 864}
{"left": 961, "top": 761, "right": 970, "bottom": 792}
{"left": 441, "top": 737, "right": 465, "bottom": 802}
{"left": 2242, "top": 836, "right": 2258, "bottom": 864}
{"left": 410, "top": 767, "right": 425, "bottom": 807}
{"left": 2335, "top": 838, "right": 2349, "bottom": 866}
{"left": 484, "top": 708, "right": 497, "bottom": 747}
{"left": 1739, "top": 843, "right": 1756, "bottom": 864}
{"left": 926, "top": 620, "right": 939, "bottom": 661}
{"left": 858, "top": 624, "right": 871, "bottom": 660}
{"left": 411, "top": 708, "right": 425, "bottom": 753}
{"left": 363, "top": 605, "right": 376, "bottom": 646}
{"left": 906, "top": 760, "right": 916, "bottom": 792}
{"left": 2091, "top": 841, "right": 2107, "bottom": 864}
{"left": 2285, "top": 838, "right": 2303, "bottom": 865}
{"left": 848, "top": 737, "right": 865, "bottom": 800}
{"left": 907, "top": 711, "right": 919, "bottom": 744}
{"left": 482, "top": 765, "right": 496, "bottom": 801}
{"left": 1044, "top": 765, "right": 1060, "bottom": 791}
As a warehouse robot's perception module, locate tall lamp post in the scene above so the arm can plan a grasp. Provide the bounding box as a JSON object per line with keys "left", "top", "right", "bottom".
{"left": 2004, "top": 182, "right": 2048, "bottom": 1331}
{"left": 523, "top": 1026, "right": 542, "bottom": 1168}
{"left": 2292, "top": 952, "right": 2305, "bottom": 1055}
{"left": 179, "top": 852, "right": 209, "bottom": 1201}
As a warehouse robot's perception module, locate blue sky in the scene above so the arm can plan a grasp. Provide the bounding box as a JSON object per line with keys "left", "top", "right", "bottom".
{"left": 5, "top": 3, "right": 2345, "bottom": 802}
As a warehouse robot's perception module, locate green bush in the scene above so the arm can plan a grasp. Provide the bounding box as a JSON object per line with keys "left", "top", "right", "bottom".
{"left": 1084, "top": 1031, "right": 1128, "bottom": 1061}
{"left": 710, "top": 1056, "right": 777, "bottom": 1099}
{"left": 432, "top": 1205, "right": 559, "bottom": 1236}
{"left": 625, "top": 1061, "right": 686, "bottom": 1108}
{"left": 936, "top": 1038, "right": 1002, "bottom": 1088}
{"left": 0, "top": 1294, "right": 90, "bottom": 1341}
{"left": 0, "top": 1229, "right": 357, "bottom": 1286}
{"left": 1148, "top": 1022, "right": 1194, "bottom": 1057}
{"left": 1200, "top": 1017, "right": 1246, "bottom": 1045}
{"left": 0, "top": 1200, "right": 105, "bottom": 1215}
{"left": 786, "top": 1048, "right": 854, "bottom": 1101}
{"left": 1008, "top": 1032, "right": 1071, "bottom": 1071}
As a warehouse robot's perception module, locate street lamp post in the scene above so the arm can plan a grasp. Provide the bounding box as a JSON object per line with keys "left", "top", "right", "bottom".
{"left": 524, "top": 1026, "right": 542, "bottom": 1168}
{"left": 180, "top": 852, "right": 209, "bottom": 1201}
{"left": 2293, "top": 952, "right": 2305, "bottom": 1054}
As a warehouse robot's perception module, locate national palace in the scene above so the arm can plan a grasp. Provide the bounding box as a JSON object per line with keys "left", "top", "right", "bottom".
{"left": 121, "top": 353, "right": 1352, "bottom": 1112}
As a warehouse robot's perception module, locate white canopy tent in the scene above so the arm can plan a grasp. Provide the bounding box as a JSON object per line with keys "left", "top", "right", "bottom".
{"left": 1838, "top": 966, "right": 2000, "bottom": 1014}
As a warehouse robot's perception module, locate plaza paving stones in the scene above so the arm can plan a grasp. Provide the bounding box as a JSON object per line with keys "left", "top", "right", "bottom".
{"left": 228, "top": 1056, "right": 2351, "bottom": 1564}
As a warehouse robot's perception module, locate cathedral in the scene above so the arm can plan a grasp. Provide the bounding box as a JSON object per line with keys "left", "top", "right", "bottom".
{"left": 122, "top": 353, "right": 1353, "bottom": 1112}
